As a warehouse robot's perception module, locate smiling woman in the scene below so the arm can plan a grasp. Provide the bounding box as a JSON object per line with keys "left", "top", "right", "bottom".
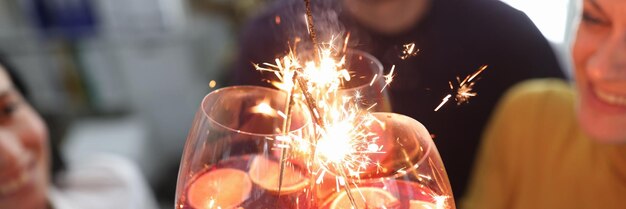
{"left": 0, "top": 66, "right": 49, "bottom": 209}
{"left": 463, "top": 0, "right": 626, "bottom": 208}
{"left": 573, "top": 0, "right": 626, "bottom": 143}
{"left": 0, "top": 61, "right": 158, "bottom": 209}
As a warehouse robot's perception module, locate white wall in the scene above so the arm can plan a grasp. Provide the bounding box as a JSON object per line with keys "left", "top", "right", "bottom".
{"left": 502, "top": 0, "right": 578, "bottom": 77}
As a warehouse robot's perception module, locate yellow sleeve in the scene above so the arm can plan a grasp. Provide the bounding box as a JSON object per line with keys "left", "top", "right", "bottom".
{"left": 461, "top": 79, "right": 567, "bottom": 209}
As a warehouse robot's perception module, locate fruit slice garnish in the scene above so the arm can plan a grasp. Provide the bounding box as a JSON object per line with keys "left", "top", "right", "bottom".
{"left": 187, "top": 168, "right": 252, "bottom": 209}
{"left": 248, "top": 155, "right": 309, "bottom": 194}
{"left": 409, "top": 200, "right": 438, "bottom": 209}
{"left": 329, "top": 187, "right": 400, "bottom": 209}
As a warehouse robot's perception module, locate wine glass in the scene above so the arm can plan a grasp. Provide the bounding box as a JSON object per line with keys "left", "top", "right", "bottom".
{"left": 174, "top": 86, "right": 314, "bottom": 209}
{"left": 174, "top": 85, "right": 456, "bottom": 209}
{"left": 341, "top": 49, "right": 391, "bottom": 112}
{"left": 315, "top": 112, "right": 456, "bottom": 209}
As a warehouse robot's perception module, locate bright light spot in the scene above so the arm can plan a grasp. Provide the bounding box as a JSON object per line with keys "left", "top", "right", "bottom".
{"left": 316, "top": 123, "right": 353, "bottom": 163}
{"left": 433, "top": 195, "right": 449, "bottom": 209}
{"left": 367, "top": 144, "right": 379, "bottom": 152}
{"left": 250, "top": 101, "right": 277, "bottom": 116}
{"left": 207, "top": 197, "right": 215, "bottom": 208}
{"left": 275, "top": 15, "right": 281, "bottom": 25}
{"left": 209, "top": 80, "right": 217, "bottom": 88}
{"left": 501, "top": 0, "right": 570, "bottom": 43}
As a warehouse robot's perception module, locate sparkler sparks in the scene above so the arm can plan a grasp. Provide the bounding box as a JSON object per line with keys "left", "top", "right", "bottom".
{"left": 342, "top": 32, "right": 351, "bottom": 54}
{"left": 254, "top": 32, "right": 386, "bottom": 208}
{"left": 255, "top": 44, "right": 383, "bottom": 173}
{"left": 313, "top": 102, "right": 383, "bottom": 178}
{"left": 251, "top": 32, "right": 457, "bottom": 209}
{"left": 380, "top": 65, "right": 395, "bottom": 93}
{"left": 400, "top": 43, "right": 419, "bottom": 60}
{"left": 434, "top": 195, "right": 450, "bottom": 209}
{"left": 434, "top": 95, "right": 452, "bottom": 112}
{"left": 252, "top": 2, "right": 454, "bottom": 207}
{"left": 434, "top": 65, "right": 488, "bottom": 111}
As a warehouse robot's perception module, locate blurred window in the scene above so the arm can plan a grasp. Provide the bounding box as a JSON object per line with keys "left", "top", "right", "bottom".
{"left": 502, "top": 0, "right": 572, "bottom": 44}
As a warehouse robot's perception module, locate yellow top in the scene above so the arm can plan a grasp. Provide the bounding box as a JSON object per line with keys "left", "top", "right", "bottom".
{"left": 462, "top": 79, "right": 626, "bottom": 209}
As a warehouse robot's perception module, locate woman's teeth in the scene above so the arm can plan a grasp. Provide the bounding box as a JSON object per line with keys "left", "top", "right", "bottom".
{"left": 0, "top": 171, "right": 32, "bottom": 195}
{"left": 595, "top": 88, "right": 626, "bottom": 107}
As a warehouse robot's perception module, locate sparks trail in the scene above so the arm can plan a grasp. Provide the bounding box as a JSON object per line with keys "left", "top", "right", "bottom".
{"left": 434, "top": 65, "right": 488, "bottom": 111}
{"left": 380, "top": 65, "right": 396, "bottom": 93}
{"left": 254, "top": 7, "right": 385, "bottom": 206}
{"left": 255, "top": 41, "right": 364, "bottom": 208}
{"left": 342, "top": 32, "right": 351, "bottom": 54}
{"left": 294, "top": 69, "right": 362, "bottom": 209}
{"left": 400, "top": 43, "right": 419, "bottom": 60}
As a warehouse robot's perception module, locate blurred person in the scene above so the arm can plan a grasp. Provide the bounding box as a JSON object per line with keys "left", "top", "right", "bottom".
{"left": 232, "top": 0, "right": 565, "bottom": 199}
{"left": 463, "top": 0, "right": 626, "bottom": 208}
{"left": 0, "top": 62, "right": 157, "bottom": 209}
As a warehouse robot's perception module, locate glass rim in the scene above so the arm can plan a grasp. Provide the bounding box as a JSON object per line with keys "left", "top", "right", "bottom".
{"left": 342, "top": 49, "right": 384, "bottom": 91}
{"left": 314, "top": 112, "right": 435, "bottom": 182}
{"left": 294, "top": 48, "right": 383, "bottom": 91}
{"left": 368, "top": 112, "right": 434, "bottom": 180}
{"left": 201, "top": 85, "right": 311, "bottom": 137}
{"left": 347, "top": 49, "right": 383, "bottom": 74}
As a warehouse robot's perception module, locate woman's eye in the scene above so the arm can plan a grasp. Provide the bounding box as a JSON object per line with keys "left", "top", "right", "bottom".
{"left": 582, "top": 11, "right": 609, "bottom": 26}
{"left": 2, "top": 102, "right": 18, "bottom": 115}
{"left": 0, "top": 101, "right": 19, "bottom": 122}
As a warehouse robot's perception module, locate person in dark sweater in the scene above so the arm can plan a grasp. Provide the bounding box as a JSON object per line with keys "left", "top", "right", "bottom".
{"left": 231, "top": 0, "right": 565, "bottom": 200}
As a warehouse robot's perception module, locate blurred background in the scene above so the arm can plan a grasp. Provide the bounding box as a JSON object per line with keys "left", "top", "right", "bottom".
{"left": 0, "top": 0, "right": 574, "bottom": 208}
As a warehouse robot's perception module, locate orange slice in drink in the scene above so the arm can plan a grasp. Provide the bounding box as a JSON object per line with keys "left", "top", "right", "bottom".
{"left": 409, "top": 200, "right": 438, "bottom": 209}
{"left": 248, "top": 155, "right": 309, "bottom": 194}
{"left": 187, "top": 168, "right": 252, "bottom": 209}
{"left": 329, "top": 187, "right": 400, "bottom": 209}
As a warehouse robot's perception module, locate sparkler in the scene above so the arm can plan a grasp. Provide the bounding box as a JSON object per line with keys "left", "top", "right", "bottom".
{"left": 253, "top": 39, "right": 457, "bottom": 209}
{"left": 303, "top": 0, "right": 320, "bottom": 55}
{"left": 254, "top": 33, "right": 383, "bottom": 209}
{"left": 253, "top": 2, "right": 454, "bottom": 208}
{"left": 277, "top": 73, "right": 299, "bottom": 196}
{"left": 256, "top": 1, "right": 370, "bottom": 207}
{"left": 434, "top": 65, "right": 488, "bottom": 111}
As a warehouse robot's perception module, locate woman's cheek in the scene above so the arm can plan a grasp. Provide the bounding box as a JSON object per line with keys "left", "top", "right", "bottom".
{"left": 573, "top": 29, "right": 595, "bottom": 74}
{"left": 19, "top": 106, "right": 48, "bottom": 153}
